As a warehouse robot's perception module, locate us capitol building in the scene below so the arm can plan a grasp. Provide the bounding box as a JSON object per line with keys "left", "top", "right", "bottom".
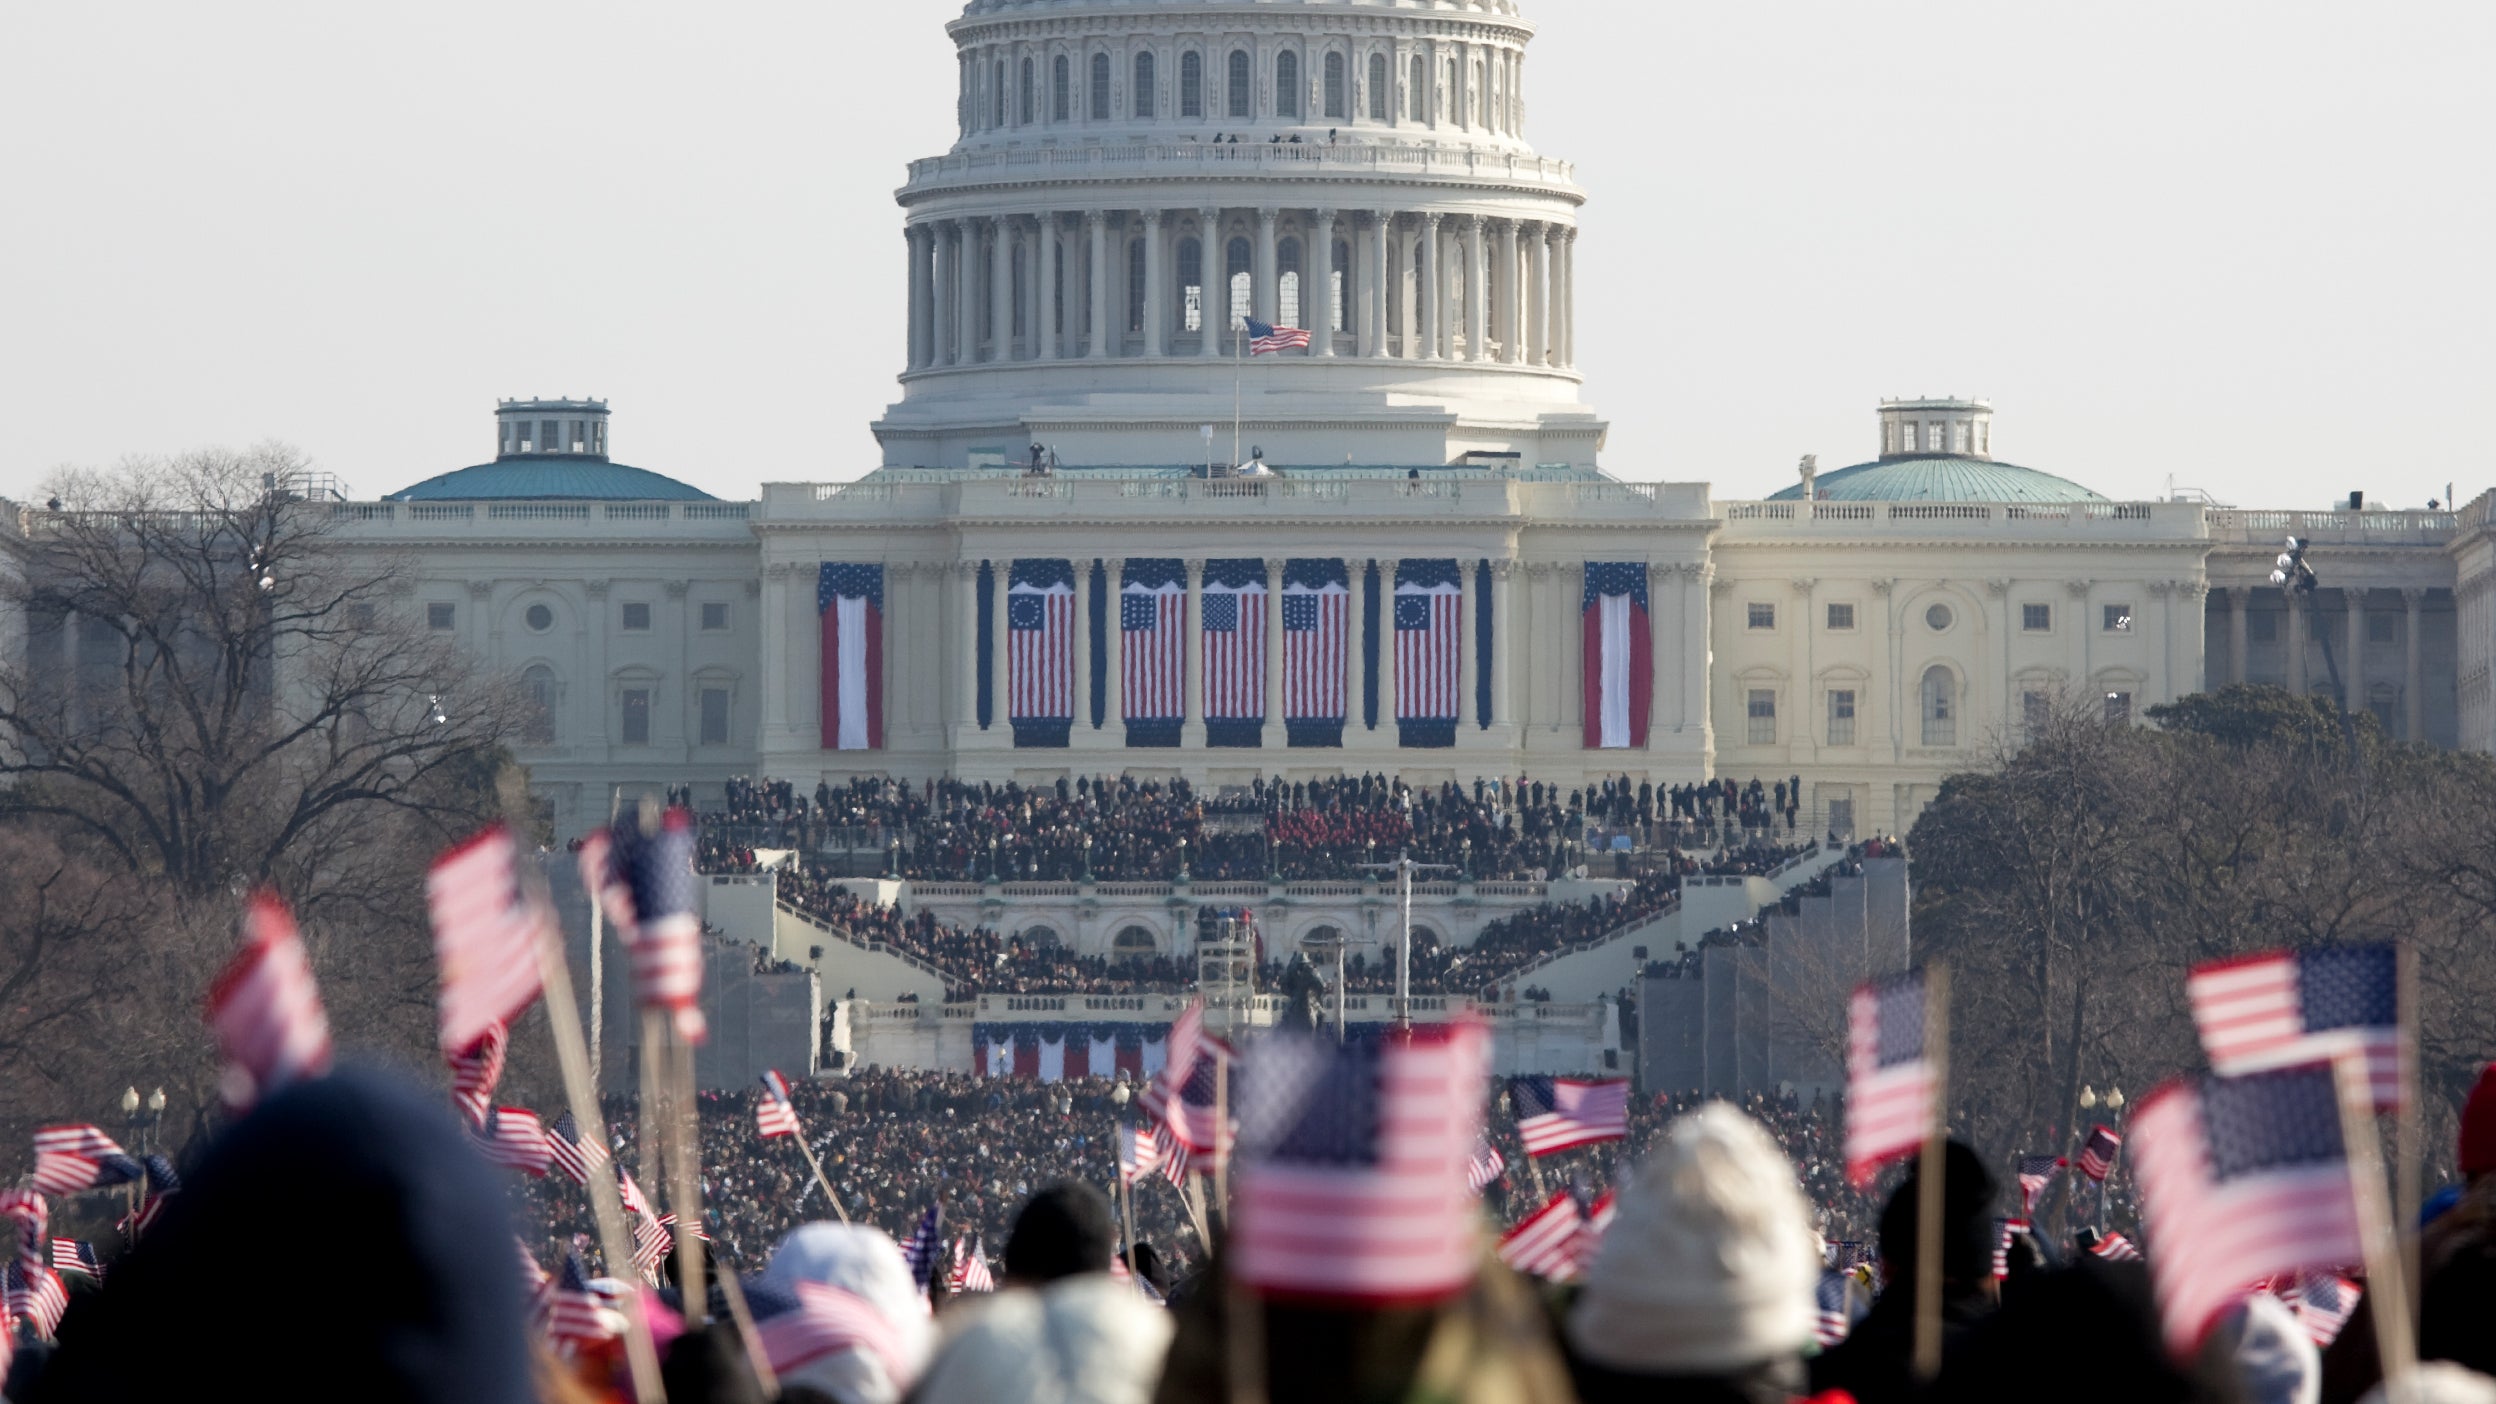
{"left": 247, "top": 0, "right": 2492, "bottom": 844}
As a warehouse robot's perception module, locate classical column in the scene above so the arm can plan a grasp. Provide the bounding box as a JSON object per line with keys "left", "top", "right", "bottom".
{"left": 955, "top": 562, "right": 981, "bottom": 729}
{"left": 1086, "top": 211, "right": 1111, "bottom": 359}
{"left": 1072, "top": 557, "right": 1093, "bottom": 730}
{"left": 1199, "top": 208, "right": 1225, "bottom": 357}
{"left": 1397, "top": 220, "right": 1419, "bottom": 358}
{"left": 1499, "top": 219, "right": 1523, "bottom": 364}
{"left": 1527, "top": 222, "right": 1551, "bottom": 367}
{"left": 1141, "top": 209, "right": 1167, "bottom": 357}
{"left": 2227, "top": 584, "right": 2249, "bottom": 685}
{"left": 1492, "top": 558, "right": 1518, "bottom": 730}
{"left": 1458, "top": 557, "right": 1480, "bottom": 729}
{"left": 1557, "top": 226, "right": 1577, "bottom": 368}
{"left": 887, "top": 564, "right": 912, "bottom": 735}
{"left": 1463, "top": 215, "right": 1488, "bottom": 362}
{"left": 1104, "top": 558, "right": 1126, "bottom": 729}
{"left": 1364, "top": 212, "right": 1389, "bottom": 358}
{"left": 1254, "top": 208, "right": 1279, "bottom": 325}
{"left": 1310, "top": 209, "right": 1337, "bottom": 354}
{"left": 906, "top": 226, "right": 929, "bottom": 369}
{"left": 1687, "top": 566, "right": 1714, "bottom": 746}
{"left": 990, "top": 560, "right": 1012, "bottom": 727}
{"left": 1414, "top": 215, "right": 1441, "bottom": 361}
{"left": 2343, "top": 587, "right": 2365, "bottom": 711}
{"left": 1262, "top": 557, "right": 1286, "bottom": 746}
{"left": 1346, "top": 558, "right": 1368, "bottom": 731}
{"left": 1035, "top": 215, "right": 1059, "bottom": 361}
{"left": 931, "top": 224, "right": 955, "bottom": 367}
{"left": 2285, "top": 592, "right": 2309, "bottom": 694}
{"left": 1376, "top": 557, "right": 1399, "bottom": 733}
{"left": 957, "top": 219, "right": 981, "bottom": 368}
{"left": 988, "top": 215, "right": 1012, "bottom": 363}
{"left": 2404, "top": 587, "right": 2426, "bottom": 741}
{"left": 1646, "top": 563, "right": 1672, "bottom": 748}
{"left": 1182, "top": 558, "right": 1206, "bottom": 746}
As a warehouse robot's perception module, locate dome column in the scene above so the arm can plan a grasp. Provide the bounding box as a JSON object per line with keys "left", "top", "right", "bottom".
{"left": 988, "top": 215, "right": 1012, "bottom": 363}
{"left": 1034, "top": 214, "right": 1059, "bottom": 361}
{"left": 1142, "top": 209, "right": 1167, "bottom": 358}
{"left": 1254, "top": 207, "right": 1279, "bottom": 326}
{"left": 1361, "top": 212, "right": 1388, "bottom": 358}
{"left": 1310, "top": 209, "right": 1337, "bottom": 355}
{"left": 1527, "top": 222, "right": 1550, "bottom": 367}
{"left": 1463, "top": 214, "right": 1489, "bottom": 362}
{"left": 932, "top": 222, "right": 956, "bottom": 367}
{"left": 956, "top": 219, "right": 980, "bottom": 368}
{"left": 1086, "top": 210, "right": 1111, "bottom": 360}
{"left": 1499, "top": 219, "right": 1524, "bottom": 365}
{"left": 905, "top": 225, "right": 929, "bottom": 370}
{"left": 1415, "top": 213, "right": 1441, "bottom": 361}
{"left": 1557, "top": 226, "right": 1577, "bottom": 368}
{"left": 1199, "top": 208, "right": 1225, "bottom": 357}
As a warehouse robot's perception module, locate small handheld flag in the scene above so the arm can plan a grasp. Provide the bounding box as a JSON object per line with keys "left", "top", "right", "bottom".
{"left": 2188, "top": 945, "right": 2402, "bottom": 1109}
{"left": 1509, "top": 1077, "right": 1629, "bottom": 1158}
{"left": 1846, "top": 969, "right": 1937, "bottom": 1187}
{"left": 2077, "top": 1125, "right": 2124, "bottom": 1182}
{"left": 207, "top": 890, "right": 334, "bottom": 1107}
{"left": 428, "top": 825, "right": 548, "bottom": 1056}
{"left": 2016, "top": 1154, "right": 2065, "bottom": 1215}
{"left": 757, "top": 1070, "right": 802, "bottom": 1139}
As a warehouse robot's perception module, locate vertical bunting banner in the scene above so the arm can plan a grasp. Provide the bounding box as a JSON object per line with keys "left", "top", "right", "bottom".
{"left": 1122, "top": 559, "right": 1186, "bottom": 747}
{"left": 976, "top": 560, "right": 995, "bottom": 730}
{"left": 1395, "top": 559, "right": 1461, "bottom": 748}
{"left": 817, "top": 564, "right": 883, "bottom": 750}
{"left": 1475, "top": 558, "right": 1494, "bottom": 729}
{"left": 1201, "top": 559, "right": 1267, "bottom": 748}
{"left": 1088, "top": 560, "right": 1109, "bottom": 731}
{"left": 1361, "top": 560, "right": 1382, "bottom": 732}
{"left": 1282, "top": 558, "right": 1348, "bottom": 747}
{"left": 1582, "top": 563, "right": 1652, "bottom": 749}
{"left": 1008, "top": 559, "right": 1074, "bottom": 748}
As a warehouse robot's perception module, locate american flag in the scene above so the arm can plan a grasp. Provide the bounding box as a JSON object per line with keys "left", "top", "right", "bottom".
{"left": 427, "top": 825, "right": 547, "bottom": 1056}
{"left": 605, "top": 807, "right": 706, "bottom": 1042}
{"left": 755, "top": 1279, "right": 914, "bottom": 1383}
{"left": 115, "top": 1157, "right": 179, "bottom": 1240}
{"left": 1117, "top": 1121, "right": 1160, "bottom": 1187}
{"left": 949, "top": 1237, "right": 996, "bottom": 1293}
{"left": 2091, "top": 1231, "right": 2143, "bottom": 1262}
{"left": 446, "top": 1019, "right": 508, "bottom": 1130}
{"left": 1465, "top": 1136, "right": 1506, "bottom": 1195}
{"left": 515, "top": 1236, "right": 549, "bottom": 1294}
{"left": 817, "top": 562, "right": 885, "bottom": 751}
{"left": 482, "top": 1107, "right": 551, "bottom": 1177}
{"left": 2131, "top": 1063, "right": 2364, "bottom": 1357}
{"left": 1510, "top": 1076, "right": 1629, "bottom": 1158}
{"left": 1992, "top": 1217, "right": 2028, "bottom": 1278}
{"left": 2284, "top": 1268, "right": 2362, "bottom": 1347}
{"left": 1244, "top": 316, "right": 1312, "bottom": 354}
{"left": 1142, "top": 1003, "right": 1233, "bottom": 1157}
{"left": 657, "top": 1211, "right": 710, "bottom": 1243}
{"left": 5, "top": 1262, "right": 66, "bottom": 1339}
{"left": 1814, "top": 1270, "right": 1858, "bottom": 1346}
{"left": 1120, "top": 568, "right": 1185, "bottom": 730}
{"left": 207, "top": 889, "right": 334, "bottom": 1107}
{"left": 2016, "top": 1154, "right": 2065, "bottom": 1215}
{"left": 1281, "top": 563, "right": 1347, "bottom": 737}
{"left": 899, "top": 1203, "right": 943, "bottom": 1293}
{"left": 1152, "top": 1119, "right": 1191, "bottom": 1187}
{"left": 1393, "top": 562, "right": 1462, "bottom": 735}
{"left": 2077, "top": 1124, "right": 2124, "bottom": 1181}
{"left": 537, "top": 1251, "right": 622, "bottom": 1354}
{"left": 1010, "top": 560, "right": 1077, "bottom": 733}
{"left": 48, "top": 1239, "right": 101, "bottom": 1283}
{"left": 1, "top": 1189, "right": 45, "bottom": 1269}
{"left": 615, "top": 1165, "right": 653, "bottom": 1220}
{"left": 2188, "top": 945, "right": 2403, "bottom": 1109}
{"left": 1846, "top": 969, "right": 1937, "bottom": 1187}
{"left": 630, "top": 1212, "right": 672, "bottom": 1276}
{"left": 1200, "top": 570, "right": 1267, "bottom": 736}
{"left": 1572, "top": 1189, "right": 1617, "bottom": 1276}
{"left": 1231, "top": 1022, "right": 1489, "bottom": 1303}
{"left": 1497, "top": 1190, "right": 1586, "bottom": 1280}
{"left": 757, "top": 1069, "right": 802, "bottom": 1139}
{"left": 544, "top": 1110, "right": 608, "bottom": 1185}
{"left": 30, "top": 1126, "right": 138, "bottom": 1197}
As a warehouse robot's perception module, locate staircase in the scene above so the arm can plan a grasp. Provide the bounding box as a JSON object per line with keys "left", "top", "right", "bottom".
{"left": 772, "top": 900, "right": 949, "bottom": 1003}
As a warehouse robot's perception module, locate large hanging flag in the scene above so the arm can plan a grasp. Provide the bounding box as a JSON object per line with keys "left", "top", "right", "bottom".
{"left": 1281, "top": 559, "right": 1348, "bottom": 746}
{"left": 1510, "top": 1077, "right": 1629, "bottom": 1157}
{"left": 1393, "top": 559, "right": 1461, "bottom": 747}
{"left": 428, "top": 826, "right": 545, "bottom": 1059}
{"left": 818, "top": 563, "right": 885, "bottom": 750}
{"left": 208, "top": 890, "right": 334, "bottom": 1109}
{"left": 1200, "top": 559, "right": 1267, "bottom": 747}
{"left": 1120, "top": 558, "right": 1185, "bottom": 747}
{"left": 1008, "top": 559, "right": 1076, "bottom": 747}
{"left": 1581, "top": 562, "right": 1652, "bottom": 749}
{"left": 1231, "top": 1021, "right": 1489, "bottom": 1303}
{"left": 1846, "top": 969, "right": 1937, "bottom": 1187}
{"left": 2131, "top": 1063, "right": 2363, "bottom": 1357}
{"left": 2187, "top": 944, "right": 2402, "bottom": 1109}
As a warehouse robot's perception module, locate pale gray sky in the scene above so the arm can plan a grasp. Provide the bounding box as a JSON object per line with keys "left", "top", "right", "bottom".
{"left": 4, "top": 2, "right": 2490, "bottom": 508}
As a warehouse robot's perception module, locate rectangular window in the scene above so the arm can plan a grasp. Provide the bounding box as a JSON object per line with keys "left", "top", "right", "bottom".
{"left": 701, "top": 602, "right": 729, "bottom": 631}
{"left": 427, "top": 602, "right": 456, "bottom": 631}
{"left": 699, "top": 687, "right": 730, "bottom": 746}
{"left": 1828, "top": 795, "right": 1854, "bottom": 838}
{"left": 621, "top": 689, "right": 651, "bottom": 745}
{"left": 1824, "top": 602, "right": 1855, "bottom": 631}
{"left": 1978, "top": 422, "right": 1989, "bottom": 454}
{"left": 2022, "top": 602, "right": 2052, "bottom": 632}
{"left": 1746, "top": 689, "right": 1776, "bottom": 745}
{"left": 1747, "top": 602, "right": 1776, "bottom": 631}
{"left": 622, "top": 602, "right": 652, "bottom": 631}
{"left": 2367, "top": 611, "right": 2395, "bottom": 644}
{"left": 2104, "top": 691, "right": 2132, "bottom": 725}
{"left": 1953, "top": 420, "right": 1971, "bottom": 453}
{"left": 2103, "top": 603, "right": 2133, "bottom": 633}
{"left": 540, "top": 420, "right": 558, "bottom": 452}
{"left": 2023, "top": 690, "right": 2051, "bottom": 736}
{"left": 1902, "top": 422, "right": 1918, "bottom": 453}
{"left": 1827, "top": 689, "right": 1856, "bottom": 746}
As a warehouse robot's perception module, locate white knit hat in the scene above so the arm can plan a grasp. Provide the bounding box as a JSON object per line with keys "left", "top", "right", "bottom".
{"left": 1566, "top": 1103, "right": 1820, "bottom": 1375}
{"left": 911, "top": 1275, "right": 1173, "bottom": 1404}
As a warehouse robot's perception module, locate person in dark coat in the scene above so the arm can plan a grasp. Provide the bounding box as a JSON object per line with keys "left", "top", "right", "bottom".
{"left": 1808, "top": 1140, "right": 2000, "bottom": 1404}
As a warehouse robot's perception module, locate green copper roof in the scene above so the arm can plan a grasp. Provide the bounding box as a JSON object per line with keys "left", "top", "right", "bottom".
{"left": 1765, "top": 455, "right": 2106, "bottom": 504}
{"left": 389, "top": 456, "right": 715, "bottom": 502}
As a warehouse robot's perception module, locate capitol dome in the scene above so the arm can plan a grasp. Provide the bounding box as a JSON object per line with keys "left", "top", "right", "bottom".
{"left": 1767, "top": 399, "right": 2106, "bottom": 504}
{"left": 389, "top": 399, "right": 714, "bottom": 502}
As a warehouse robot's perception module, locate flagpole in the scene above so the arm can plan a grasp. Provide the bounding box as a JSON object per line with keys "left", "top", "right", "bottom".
{"left": 2397, "top": 940, "right": 2422, "bottom": 1329}
{"left": 790, "top": 1128, "right": 853, "bottom": 1226}
{"left": 668, "top": 1031, "right": 707, "bottom": 1329}
{"left": 1911, "top": 963, "right": 1951, "bottom": 1384}
{"left": 2332, "top": 1049, "right": 2418, "bottom": 1392}
{"left": 1212, "top": 1047, "right": 1232, "bottom": 1228}
{"left": 1231, "top": 318, "right": 1243, "bottom": 472}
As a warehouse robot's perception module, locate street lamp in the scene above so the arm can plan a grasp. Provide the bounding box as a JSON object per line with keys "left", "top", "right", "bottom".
{"left": 2105, "top": 1086, "right": 2125, "bottom": 1112}
{"left": 2078, "top": 1085, "right": 2098, "bottom": 1110}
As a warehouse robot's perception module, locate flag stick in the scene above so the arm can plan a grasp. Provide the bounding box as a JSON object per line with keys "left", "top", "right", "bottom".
{"left": 667, "top": 1032, "right": 707, "bottom": 1329}
{"left": 1224, "top": 1270, "right": 1269, "bottom": 1404}
{"left": 529, "top": 892, "right": 664, "bottom": 1404}
{"left": 1117, "top": 1169, "right": 1139, "bottom": 1295}
{"left": 1212, "top": 1047, "right": 1231, "bottom": 1225}
{"left": 713, "top": 1267, "right": 779, "bottom": 1396}
{"left": 2332, "top": 1050, "right": 2418, "bottom": 1392}
{"left": 1181, "top": 1170, "right": 1214, "bottom": 1253}
{"left": 1911, "top": 963, "right": 1951, "bottom": 1383}
{"left": 790, "top": 1128, "right": 853, "bottom": 1226}
{"left": 2396, "top": 940, "right": 2422, "bottom": 1330}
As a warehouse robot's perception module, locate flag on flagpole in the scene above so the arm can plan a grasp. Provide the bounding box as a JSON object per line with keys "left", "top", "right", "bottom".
{"left": 1152, "top": 1119, "right": 1191, "bottom": 1188}
{"left": 0, "top": 1190, "right": 46, "bottom": 1271}
{"left": 1117, "top": 1121, "right": 1161, "bottom": 1187}
{"left": 1465, "top": 1137, "right": 1507, "bottom": 1195}
{"left": 2187, "top": 944, "right": 2403, "bottom": 1108}
{"left": 1119, "top": 559, "right": 1185, "bottom": 747}
{"left": 5, "top": 1262, "right": 67, "bottom": 1339}
{"left": 1281, "top": 559, "right": 1348, "bottom": 746}
{"left": 1571, "top": 1190, "right": 1617, "bottom": 1277}
{"left": 1510, "top": 1077, "right": 1630, "bottom": 1157}
{"left": 1243, "top": 317, "right": 1311, "bottom": 354}
{"left": 1009, "top": 559, "right": 1077, "bottom": 748}
{"left": 1581, "top": 562, "right": 1652, "bottom": 749}
{"left": 2131, "top": 1064, "right": 2365, "bottom": 1356}
{"left": 1497, "top": 1190, "right": 1587, "bottom": 1280}
{"left": 427, "top": 825, "right": 547, "bottom": 1055}
{"left": 819, "top": 563, "right": 885, "bottom": 750}
{"left": 601, "top": 807, "right": 706, "bottom": 1042}
{"left": 482, "top": 1107, "right": 552, "bottom": 1177}
{"left": 207, "top": 890, "right": 333, "bottom": 1108}
{"left": 2016, "top": 1154, "right": 2065, "bottom": 1215}
{"left": 2077, "top": 1125, "right": 2124, "bottom": 1182}
{"left": 446, "top": 1020, "right": 509, "bottom": 1130}
{"left": 949, "top": 1237, "right": 996, "bottom": 1293}
{"left": 757, "top": 1069, "right": 802, "bottom": 1139}
{"left": 899, "top": 1203, "right": 943, "bottom": 1294}
{"left": 1199, "top": 560, "right": 1267, "bottom": 747}
{"left": 537, "top": 1251, "right": 624, "bottom": 1354}
{"left": 544, "top": 1111, "right": 609, "bottom": 1185}
{"left": 47, "top": 1240, "right": 101, "bottom": 1284}
{"left": 1846, "top": 969, "right": 1936, "bottom": 1187}
{"left": 1991, "top": 1218, "right": 2029, "bottom": 1278}
{"left": 1392, "top": 560, "right": 1462, "bottom": 748}
{"left": 2285, "top": 1269, "right": 2361, "bottom": 1347}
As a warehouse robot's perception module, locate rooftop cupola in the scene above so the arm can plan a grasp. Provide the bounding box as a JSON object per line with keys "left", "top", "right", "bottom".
{"left": 495, "top": 398, "right": 610, "bottom": 460}
{"left": 1877, "top": 397, "right": 1992, "bottom": 460}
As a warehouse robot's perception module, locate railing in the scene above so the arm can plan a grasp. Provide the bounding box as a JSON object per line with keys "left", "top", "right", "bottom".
{"left": 487, "top": 503, "right": 592, "bottom": 520}
{"left": 1503, "top": 891, "right": 1683, "bottom": 982}
{"left": 905, "top": 141, "right": 1577, "bottom": 188}
{"left": 775, "top": 899, "right": 949, "bottom": 985}
{"left": 325, "top": 500, "right": 758, "bottom": 527}
{"left": 2206, "top": 508, "right": 2457, "bottom": 543}
{"left": 684, "top": 502, "right": 750, "bottom": 519}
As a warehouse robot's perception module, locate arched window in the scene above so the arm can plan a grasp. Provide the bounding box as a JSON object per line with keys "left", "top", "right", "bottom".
{"left": 1275, "top": 51, "right": 1299, "bottom": 118}
{"left": 1134, "top": 51, "right": 1156, "bottom": 118}
{"left": 1112, "top": 926, "right": 1158, "bottom": 961}
{"left": 1226, "top": 235, "right": 1252, "bottom": 331}
{"left": 1322, "top": 52, "right": 1345, "bottom": 119}
{"left": 1921, "top": 666, "right": 1957, "bottom": 746}
{"left": 1409, "top": 54, "right": 1426, "bottom": 121}
{"left": 1019, "top": 57, "right": 1034, "bottom": 125}
{"left": 991, "top": 60, "right": 1004, "bottom": 128}
{"left": 1277, "top": 237, "right": 1303, "bottom": 328}
{"left": 1127, "top": 238, "right": 1146, "bottom": 332}
{"left": 1367, "top": 52, "right": 1388, "bottom": 120}
{"left": 1179, "top": 237, "right": 1204, "bottom": 332}
{"left": 1332, "top": 239, "right": 1351, "bottom": 330}
{"left": 521, "top": 666, "right": 556, "bottom": 744}
{"left": 1052, "top": 55, "right": 1070, "bottom": 122}
{"left": 1180, "top": 51, "right": 1203, "bottom": 117}
{"left": 1090, "top": 51, "right": 1111, "bottom": 119}
{"left": 1228, "top": 49, "right": 1251, "bottom": 117}
{"left": 1022, "top": 924, "right": 1061, "bottom": 949}
{"left": 1446, "top": 58, "right": 1460, "bottom": 124}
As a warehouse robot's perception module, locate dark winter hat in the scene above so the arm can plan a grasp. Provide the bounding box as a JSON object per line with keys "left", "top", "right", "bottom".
{"left": 1002, "top": 1179, "right": 1115, "bottom": 1284}
{"left": 1876, "top": 1140, "right": 1998, "bottom": 1287}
